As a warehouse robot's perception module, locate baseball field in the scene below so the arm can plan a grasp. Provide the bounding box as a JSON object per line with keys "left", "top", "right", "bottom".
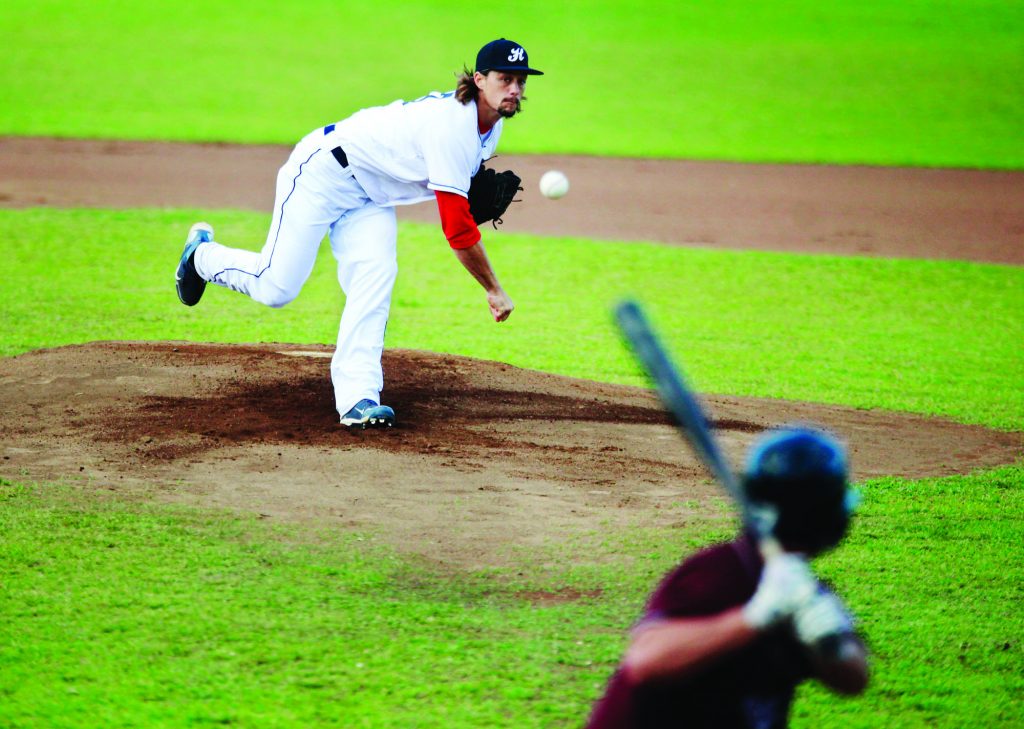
{"left": 1, "top": 2, "right": 1022, "bottom": 727}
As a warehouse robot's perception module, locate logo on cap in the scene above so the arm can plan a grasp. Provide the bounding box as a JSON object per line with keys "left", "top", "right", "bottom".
{"left": 476, "top": 38, "right": 544, "bottom": 75}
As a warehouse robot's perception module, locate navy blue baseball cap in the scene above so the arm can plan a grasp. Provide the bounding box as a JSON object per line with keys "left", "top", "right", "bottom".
{"left": 475, "top": 38, "right": 544, "bottom": 75}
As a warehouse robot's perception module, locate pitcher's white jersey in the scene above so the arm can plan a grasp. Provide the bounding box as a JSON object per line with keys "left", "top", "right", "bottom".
{"left": 327, "top": 91, "right": 502, "bottom": 207}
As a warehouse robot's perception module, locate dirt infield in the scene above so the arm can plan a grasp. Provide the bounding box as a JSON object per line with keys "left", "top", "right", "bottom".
{"left": 2, "top": 137, "right": 1022, "bottom": 263}
{"left": 1, "top": 138, "right": 1021, "bottom": 568}
{"left": 2, "top": 343, "right": 1019, "bottom": 568}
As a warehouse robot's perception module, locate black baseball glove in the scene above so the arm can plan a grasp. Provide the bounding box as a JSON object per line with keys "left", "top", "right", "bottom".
{"left": 468, "top": 164, "right": 522, "bottom": 228}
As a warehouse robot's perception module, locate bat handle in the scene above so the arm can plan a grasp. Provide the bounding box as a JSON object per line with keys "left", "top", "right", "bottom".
{"left": 758, "top": 535, "right": 784, "bottom": 561}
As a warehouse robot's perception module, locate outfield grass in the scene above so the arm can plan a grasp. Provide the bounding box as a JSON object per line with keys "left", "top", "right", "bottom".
{"left": 2, "top": 464, "right": 1021, "bottom": 728}
{"left": 2, "top": 0, "right": 1022, "bottom": 168}
{"left": 3, "top": 208, "right": 1021, "bottom": 430}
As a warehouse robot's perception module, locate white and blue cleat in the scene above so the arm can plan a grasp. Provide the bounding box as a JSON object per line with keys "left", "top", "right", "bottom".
{"left": 340, "top": 399, "right": 396, "bottom": 429}
{"left": 175, "top": 222, "right": 213, "bottom": 306}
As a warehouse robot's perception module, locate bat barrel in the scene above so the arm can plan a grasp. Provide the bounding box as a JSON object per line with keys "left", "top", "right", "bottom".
{"left": 614, "top": 299, "right": 780, "bottom": 552}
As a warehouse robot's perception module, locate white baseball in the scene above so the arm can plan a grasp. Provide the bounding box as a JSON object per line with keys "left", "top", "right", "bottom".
{"left": 539, "top": 170, "right": 570, "bottom": 199}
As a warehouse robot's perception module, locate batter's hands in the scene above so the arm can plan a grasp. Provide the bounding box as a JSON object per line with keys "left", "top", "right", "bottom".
{"left": 488, "top": 288, "right": 514, "bottom": 322}
{"left": 742, "top": 553, "right": 819, "bottom": 630}
{"left": 793, "top": 589, "right": 854, "bottom": 646}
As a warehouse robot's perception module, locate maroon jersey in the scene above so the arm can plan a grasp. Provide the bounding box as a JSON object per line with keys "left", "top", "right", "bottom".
{"left": 586, "top": 535, "right": 813, "bottom": 729}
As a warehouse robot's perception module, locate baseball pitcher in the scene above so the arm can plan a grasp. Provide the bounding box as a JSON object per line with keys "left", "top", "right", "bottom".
{"left": 174, "top": 39, "right": 540, "bottom": 428}
{"left": 586, "top": 427, "right": 869, "bottom": 729}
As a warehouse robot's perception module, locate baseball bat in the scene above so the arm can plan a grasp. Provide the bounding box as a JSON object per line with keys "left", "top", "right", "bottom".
{"left": 614, "top": 299, "right": 782, "bottom": 558}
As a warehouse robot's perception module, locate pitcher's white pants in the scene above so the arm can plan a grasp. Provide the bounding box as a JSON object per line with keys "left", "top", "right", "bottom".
{"left": 193, "top": 129, "right": 398, "bottom": 418}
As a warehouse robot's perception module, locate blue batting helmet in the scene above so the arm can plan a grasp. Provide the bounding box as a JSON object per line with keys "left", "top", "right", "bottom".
{"left": 743, "top": 426, "right": 853, "bottom": 553}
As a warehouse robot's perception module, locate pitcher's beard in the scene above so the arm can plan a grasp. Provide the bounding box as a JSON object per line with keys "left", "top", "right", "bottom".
{"left": 498, "top": 98, "right": 522, "bottom": 118}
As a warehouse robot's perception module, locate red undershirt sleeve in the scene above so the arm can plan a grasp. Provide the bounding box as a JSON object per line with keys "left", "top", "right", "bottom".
{"left": 435, "top": 190, "right": 481, "bottom": 250}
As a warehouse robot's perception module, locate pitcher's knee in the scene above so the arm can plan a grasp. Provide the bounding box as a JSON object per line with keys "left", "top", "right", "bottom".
{"left": 255, "top": 281, "right": 299, "bottom": 308}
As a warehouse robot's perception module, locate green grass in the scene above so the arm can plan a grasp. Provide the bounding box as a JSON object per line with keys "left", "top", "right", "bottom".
{"left": 2, "top": 0, "right": 1022, "bottom": 167}
{"left": 2, "top": 464, "right": 1022, "bottom": 728}
{"left": 0, "top": 481, "right": 620, "bottom": 728}
{"left": 793, "top": 464, "right": 1024, "bottom": 728}
{"left": 3, "top": 208, "right": 1022, "bottom": 430}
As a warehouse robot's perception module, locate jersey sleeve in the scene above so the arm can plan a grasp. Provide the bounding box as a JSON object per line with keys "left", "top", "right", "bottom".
{"left": 420, "top": 101, "right": 477, "bottom": 197}
{"left": 435, "top": 190, "right": 481, "bottom": 249}
{"left": 645, "top": 542, "right": 758, "bottom": 621}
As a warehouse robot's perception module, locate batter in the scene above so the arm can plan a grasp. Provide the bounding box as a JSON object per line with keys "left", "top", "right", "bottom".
{"left": 175, "top": 39, "right": 542, "bottom": 428}
{"left": 586, "top": 428, "right": 869, "bottom": 729}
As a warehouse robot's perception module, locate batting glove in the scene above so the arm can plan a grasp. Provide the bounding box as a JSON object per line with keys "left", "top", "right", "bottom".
{"left": 741, "top": 553, "right": 819, "bottom": 630}
{"left": 793, "top": 588, "right": 855, "bottom": 646}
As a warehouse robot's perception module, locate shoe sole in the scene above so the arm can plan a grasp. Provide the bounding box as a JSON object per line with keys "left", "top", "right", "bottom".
{"left": 341, "top": 407, "right": 396, "bottom": 429}
{"left": 345, "top": 418, "right": 395, "bottom": 430}
{"left": 175, "top": 249, "right": 207, "bottom": 306}
{"left": 176, "top": 224, "right": 213, "bottom": 306}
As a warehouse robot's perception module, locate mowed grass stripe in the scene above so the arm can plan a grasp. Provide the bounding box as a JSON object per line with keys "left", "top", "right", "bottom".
{"left": 1, "top": 0, "right": 1022, "bottom": 167}
{"left": 0, "top": 481, "right": 616, "bottom": 728}
{"left": 2, "top": 208, "right": 1021, "bottom": 430}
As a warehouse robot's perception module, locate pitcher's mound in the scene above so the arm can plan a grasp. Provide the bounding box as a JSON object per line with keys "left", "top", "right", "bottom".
{"left": 1, "top": 342, "right": 1019, "bottom": 567}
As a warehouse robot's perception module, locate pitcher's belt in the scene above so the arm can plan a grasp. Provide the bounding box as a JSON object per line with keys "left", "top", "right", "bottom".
{"left": 323, "top": 124, "right": 348, "bottom": 167}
